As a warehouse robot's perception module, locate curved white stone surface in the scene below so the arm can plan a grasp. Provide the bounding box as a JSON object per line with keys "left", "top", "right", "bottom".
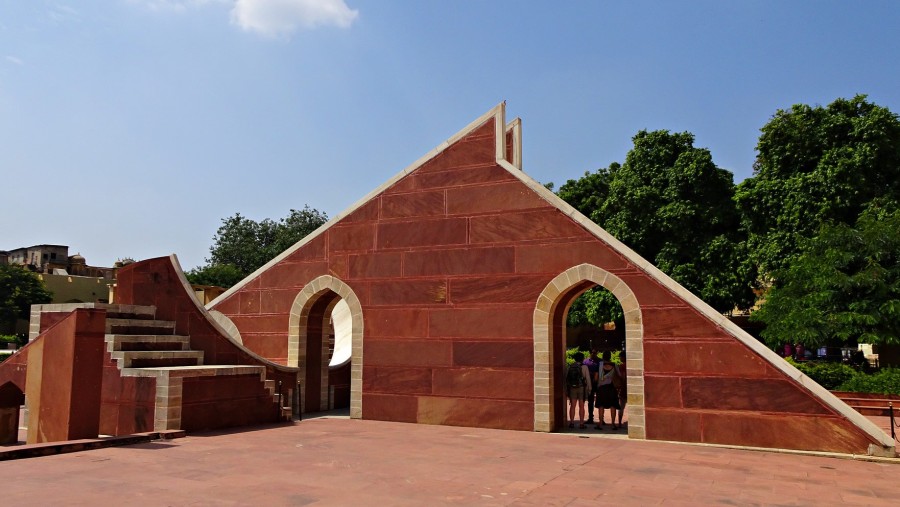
{"left": 330, "top": 299, "right": 352, "bottom": 367}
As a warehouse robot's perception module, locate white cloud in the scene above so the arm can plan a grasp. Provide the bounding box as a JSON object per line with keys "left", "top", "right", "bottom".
{"left": 230, "top": 0, "right": 358, "bottom": 37}
{"left": 5, "top": 56, "right": 23, "bottom": 66}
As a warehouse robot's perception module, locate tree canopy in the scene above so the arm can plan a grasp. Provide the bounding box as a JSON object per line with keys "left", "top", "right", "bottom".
{"left": 187, "top": 206, "right": 328, "bottom": 288}
{"left": 556, "top": 163, "right": 616, "bottom": 218}
{"left": 0, "top": 264, "right": 53, "bottom": 330}
{"left": 752, "top": 205, "right": 900, "bottom": 347}
{"left": 736, "top": 95, "right": 900, "bottom": 277}
{"left": 558, "top": 130, "right": 754, "bottom": 322}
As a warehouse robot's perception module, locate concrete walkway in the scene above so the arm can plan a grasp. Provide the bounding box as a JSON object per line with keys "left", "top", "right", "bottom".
{"left": 2, "top": 417, "right": 898, "bottom": 506}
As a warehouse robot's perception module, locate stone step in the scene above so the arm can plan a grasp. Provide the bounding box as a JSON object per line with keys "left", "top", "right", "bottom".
{"left": 95, "top": 304, "right": 157, "bottom": 320}
{"left": 110, "top": 350, "right": 204, "bottom": 368}
{"left": 849, "top": 405, "right": 898, "bottom": 417}
{"left": 106, "top": 335, "right": 191, "bottom": 352}
{"left": 121, "top": 364, "right": 266, "bottom": 379}
{"left": 106, "top": 318, "right": 176, "bottom": 335}
{"left": 842, "top": 398, "right": 897, "bottom": 408}
{"left": 833, "top": 391, "right": 900, "bottom": 401}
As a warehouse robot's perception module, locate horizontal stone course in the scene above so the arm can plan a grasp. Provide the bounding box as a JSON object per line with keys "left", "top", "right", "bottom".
{"left": 446, "top": 181, "right": 549, "bottom": 215}
{"left": 365, "top": 339, "right": 452, "bottom": 368}
{"left": 381, "top": 189, "right": 445, "bottom": 219}
{"left": 427, "top": 306, "right": 532, "bottom": 338}
{"left": 470, "top": 210, "right": 590, "bottom": 244}
{"left": 403, "top": 246, "right": 515, "bottom": 277}
{"left": 377, "top": 217, "right": 468, "bottom": 250}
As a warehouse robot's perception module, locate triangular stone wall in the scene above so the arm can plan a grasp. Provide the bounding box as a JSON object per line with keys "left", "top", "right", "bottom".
{"left": 209, "top": 104, "right": 894, "bottom": 456}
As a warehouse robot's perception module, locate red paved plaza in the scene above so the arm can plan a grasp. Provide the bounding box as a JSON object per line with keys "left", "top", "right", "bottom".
{"left": 3, "top": 417, "right": 897, "bottom": 506}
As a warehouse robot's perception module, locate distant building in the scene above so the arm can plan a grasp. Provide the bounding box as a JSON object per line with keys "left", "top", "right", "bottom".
{"left": 3, "top": 244, "right": 115, "bottom": 279}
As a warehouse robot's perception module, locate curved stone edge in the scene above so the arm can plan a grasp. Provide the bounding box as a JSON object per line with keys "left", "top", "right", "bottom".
{"left": 168, "top": 254, "right": 298, "bottom": 374}
{"left": 208, "top": 311, "right": 243, "bottom": 345}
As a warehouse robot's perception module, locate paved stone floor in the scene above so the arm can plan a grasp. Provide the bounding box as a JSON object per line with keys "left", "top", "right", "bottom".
{"left": 3, "top": 416, "right": 898, "bottom": 506}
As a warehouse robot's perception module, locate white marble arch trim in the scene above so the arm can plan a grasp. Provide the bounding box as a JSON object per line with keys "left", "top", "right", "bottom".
{"left": 288, "top": 275, "right": 364, "bottom": 419}
{"left": 533, "top": 264, "right": 645, "bottom": 439}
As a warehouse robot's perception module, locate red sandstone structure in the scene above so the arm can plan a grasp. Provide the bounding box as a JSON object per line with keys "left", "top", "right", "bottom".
{"left": 0, "top": 104, "right": 895, "bottom": 457}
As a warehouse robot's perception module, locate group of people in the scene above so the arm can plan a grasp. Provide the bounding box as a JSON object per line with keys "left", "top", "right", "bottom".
{"left": 565, "top": 350, "right": 626, "bottom": 430}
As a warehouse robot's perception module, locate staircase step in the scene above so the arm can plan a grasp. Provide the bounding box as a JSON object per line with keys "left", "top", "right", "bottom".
{"left": 106, "top": 318, "right": 176, "bottom": 335}
{"left": 842, "top": 398, "right": 897, "bottom": 408}
{"left": 110, "top": 350, "right": 204, "bottom": 368}
{"left": 833, "top": 391, "right": 900, "bottom": 401}
{"left": 849, "top": 405, "right": 897, "bottom": 417}
{"left": 94, "top": 304, "right": 157, "bottom": 320}
{"left": 106, "top": 335, "right": 191, "bottom": 352}
{"left": 121, "top": 364, "right": 266, "bottom": 378}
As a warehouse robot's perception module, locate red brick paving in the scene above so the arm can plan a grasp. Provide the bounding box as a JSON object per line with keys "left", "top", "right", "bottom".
{"left": 2, "top": 417, "right": 898, "bottom": 506}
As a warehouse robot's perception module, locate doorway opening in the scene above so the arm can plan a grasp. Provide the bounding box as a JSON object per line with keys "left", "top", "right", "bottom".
{"left": 533, "top": 264, "right": 645, "bottom": 438}
{"left": 288, "top": 276, "right": 363, "bottom": 418}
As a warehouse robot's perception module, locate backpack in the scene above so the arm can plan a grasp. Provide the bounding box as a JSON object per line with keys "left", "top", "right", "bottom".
{"left": 566, "top": 363, "right": 585, "bottom": 388}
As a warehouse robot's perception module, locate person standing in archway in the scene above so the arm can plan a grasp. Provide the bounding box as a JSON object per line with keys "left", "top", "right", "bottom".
{"left": 583, "top": 349, "right": 600, "bottom": 425}
{"left": 595, "top": 351, "right": 622, "bottom": 430}
{"left": 565, "top": 352, "right": 591, "bottom": 429}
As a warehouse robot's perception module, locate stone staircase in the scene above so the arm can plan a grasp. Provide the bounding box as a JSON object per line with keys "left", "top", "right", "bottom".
{"left": 103, "top": 305, "right": 293, "bottom": 430}
{"left": 833, "top": 391, "right": 900, "bottom": 417}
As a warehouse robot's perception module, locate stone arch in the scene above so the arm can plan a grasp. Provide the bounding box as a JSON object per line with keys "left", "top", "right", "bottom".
{"left": 288, "top": 275, "right": 363, "bottom": 419}
{"left": 533, "top": 263, "right": 645, "bottom": 438}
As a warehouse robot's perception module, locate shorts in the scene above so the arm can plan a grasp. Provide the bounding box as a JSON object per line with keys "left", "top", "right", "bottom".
{"left": 567, "top": 385, "right": 586, "bottom": 401}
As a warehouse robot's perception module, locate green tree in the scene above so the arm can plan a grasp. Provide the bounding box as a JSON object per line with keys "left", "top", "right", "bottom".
{"left": 184, "top": 263, "right": 245, "bottom": 289}
{"left": 736, "top": 95, "right": 900, "bottom": 277}
{"left": 557, "top": 163, "right": 616, "bottom": 218}
{"left": 556, "top": 131, "right": 753, "bottom": 322}
{"left": 189, "top": 205, "right": 328, "bottom": 288}
{"left": 752, "top": 205, "right": 900, "bottom": 348}
{"left": 597, "top": 130, "right": 754, "bottom": 312}
{"left": 557, "top": 166, "right": 621, "bottom": 326}
{"left": 0, "top": 264, "right": 53, "bottom": 331}
{"left": 566, "top": 287, "right": 623, "bottom": 327}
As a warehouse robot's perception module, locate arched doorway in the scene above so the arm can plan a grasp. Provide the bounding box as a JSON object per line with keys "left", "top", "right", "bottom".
{"left": 533, "top": 263, "right": 645, "bottom": 438}
{"left": 0, "top": 381, "right": 25, "bottom": 444}
{"left": 288, "top": 275, "right": 364, "bottom": 418}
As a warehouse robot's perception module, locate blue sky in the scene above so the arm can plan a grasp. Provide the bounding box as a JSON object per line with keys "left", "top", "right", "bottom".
{"left": 2, "top": 1, "right": 899, "bottom": 270}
